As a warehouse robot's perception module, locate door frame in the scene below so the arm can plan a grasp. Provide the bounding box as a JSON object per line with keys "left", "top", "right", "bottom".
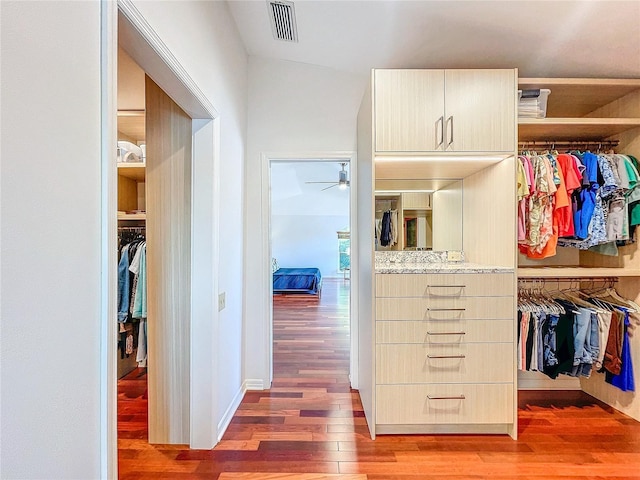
{"left": 261, "top": 152, "right": 359, "bottom": 388}
{"left": 101, "top": 1, "right": 220, "bottom": 476}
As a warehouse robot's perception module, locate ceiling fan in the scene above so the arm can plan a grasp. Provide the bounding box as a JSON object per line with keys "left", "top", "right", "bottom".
{"left": 305, "top": 163, "right": 350, "bottom": 191}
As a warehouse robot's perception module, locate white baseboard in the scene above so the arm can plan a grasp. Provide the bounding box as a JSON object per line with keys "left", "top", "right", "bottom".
{"left": 244, "top": 379, "right": 265, "bottom": 391}
{"left": 217, "top": 381, "right": 247, "bottom": 442}
{"left": 216, "top": 379, "right": 267, "bottom": 442}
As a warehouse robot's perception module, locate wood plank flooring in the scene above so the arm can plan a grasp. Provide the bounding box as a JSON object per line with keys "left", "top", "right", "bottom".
{"left": 118, "top": 278, "right": 640, "bottom": 479}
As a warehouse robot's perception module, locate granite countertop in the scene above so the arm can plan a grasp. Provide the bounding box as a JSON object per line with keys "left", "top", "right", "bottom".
{"left": 375, "top": 262, "right": 515, "bottom": 274}
{"left": 373, "top": 251, "right": 514, "bottom": 274}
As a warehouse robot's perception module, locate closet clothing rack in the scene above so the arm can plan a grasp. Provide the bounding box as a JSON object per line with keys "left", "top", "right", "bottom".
{"left": 118, "top": 226, "right": 146, "bottom": 233}
{"left": 518, "top": 276, "right": 618, "bottom": 285}
{"left": 518, "top": 140, "right": 620, "bottom": 151}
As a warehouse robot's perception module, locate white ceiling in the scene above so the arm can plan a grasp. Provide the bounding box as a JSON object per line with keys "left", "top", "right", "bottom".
{"left": 271, "top": 161, "right": 350, "bottom": 215}
{"left": 227, "top": 0, "right": 640, "bottom": 78}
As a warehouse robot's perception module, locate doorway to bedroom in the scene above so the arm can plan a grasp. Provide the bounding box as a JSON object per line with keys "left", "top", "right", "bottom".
{"left": 269, "top": 159, "right": 353, "bottom": 392}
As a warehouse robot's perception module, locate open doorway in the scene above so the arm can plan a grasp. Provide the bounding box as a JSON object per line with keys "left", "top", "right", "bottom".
{"left": 105, "top": 4, "right": 221, "bottom": 476}
{"left": 269, "top": 159, "right": 353, "bottom": 387}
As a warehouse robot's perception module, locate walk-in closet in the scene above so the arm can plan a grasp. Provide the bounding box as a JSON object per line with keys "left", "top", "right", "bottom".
{"left": 517, "top": 78, "right": 640, "bottom": 421}
{"left": 116, "top": 43, "right": 193, "bottom": 446}
{"left": 357, "top": 69, "right": 640, "bottom": 440}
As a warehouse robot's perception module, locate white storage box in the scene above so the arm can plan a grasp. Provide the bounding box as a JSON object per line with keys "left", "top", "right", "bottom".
{"left": 518, "top": 88, "right": 551, "bottom": 118}
{"left": 117, "top": 141, "right": 144, "bottom": 163}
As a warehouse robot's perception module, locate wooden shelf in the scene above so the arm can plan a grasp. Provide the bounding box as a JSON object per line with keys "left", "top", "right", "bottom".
{"left": 375, "top": 154, "right": 511, "bottom": 180}
{"left": 518, "top": 117, "right": 640, "bottom": 142}
{"left": 518, "top": 267, "right": 640, "bottom": 278}
{"left": 118, "top": 212, "right": 146, "bottom": 221}
{"left": 117, "top": 162, "right": 146, "bottom": 181}
{"left": 518, "top": 78, "right": 640, "bottom": 117}
{"left": 117, "top": 110, "right": 145, "bottom": 143}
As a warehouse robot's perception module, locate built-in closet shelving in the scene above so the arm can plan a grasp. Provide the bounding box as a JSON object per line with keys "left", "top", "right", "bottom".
{"left": 518, "top": 77, "right": 640, "bottom": 279}
{"left": 516, "top": 77, "right": 640, "bottom": 422}
{"left": 117, "top": 112, "right": 146, "bottom": 221}
{"left": 117, "top": 162, "right": 146, "bottom": 221}
{"left": 518, "top": 78, "right": 640, "bottom": 141}
{"left": 116, "top": 112, "right": 146, "bottom": 379}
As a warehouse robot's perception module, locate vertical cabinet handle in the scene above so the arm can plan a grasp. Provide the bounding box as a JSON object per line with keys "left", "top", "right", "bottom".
{"left": 446, "top": 116, "right": 454, "bottom": 148}
{"left": 436, "top": 116, "right": 444, "bottom": 149}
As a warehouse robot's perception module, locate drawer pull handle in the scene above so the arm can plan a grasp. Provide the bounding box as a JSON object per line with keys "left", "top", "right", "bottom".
{"left": 427, "top": 308, "right": 466, "bottom": 312}
{"left": 427, "top": 394, "right": 465, "bottom": 400}
{"left": 427, "top": 331, "right": 466, "bottom": 336}
{"left": 427, "top": 285, "right": 466, "bottom": 288}
{"left": 427, "top": 354, "right": 466, "bottom": 359}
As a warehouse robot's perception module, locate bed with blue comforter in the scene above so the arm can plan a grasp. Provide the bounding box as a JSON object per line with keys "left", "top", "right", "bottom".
{"left": 273, "top": 267, "right": 322, "bottom": 295}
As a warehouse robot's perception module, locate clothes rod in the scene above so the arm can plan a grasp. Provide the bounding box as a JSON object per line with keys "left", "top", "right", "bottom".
{"left": 518, "top": 140, "right": 620, "bottom": 150}
{"left": 518, "top": 277, "right": 618, "bottom": 283}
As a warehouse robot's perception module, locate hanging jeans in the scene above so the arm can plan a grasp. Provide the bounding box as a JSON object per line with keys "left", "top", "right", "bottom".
{"left": 542, "top": 314, "right": 559, "bottom": 370}
{"left": 572, "top": 307, "right": 597, "bottom": 377}
{"left": 117, "top": 245, "right": 131, "bottom": 323}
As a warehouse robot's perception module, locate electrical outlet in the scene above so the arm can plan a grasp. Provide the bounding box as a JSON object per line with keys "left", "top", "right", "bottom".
{"left": 447, "top": 250, "right": 463, "bottom": 262}
{"left": 218, "top": 292, "right": 226, "bottom": 311}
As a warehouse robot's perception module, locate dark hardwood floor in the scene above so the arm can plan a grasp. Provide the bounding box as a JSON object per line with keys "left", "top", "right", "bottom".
{"left": 118, "top": 278, "right": 640, "bottom": 479}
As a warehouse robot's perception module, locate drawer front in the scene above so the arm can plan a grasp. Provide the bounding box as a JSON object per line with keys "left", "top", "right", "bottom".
{"left": 376, "top": 273, "right": 514, "bottom": 298}
{"left": 376, "top": 319, "right": 514, "bottom": 344}
{"left": 376, "top": 383, "right": 514, "bottom": 425}
{"left": 376, "top": 296, "right": 514, "bottom": 321}
{"left": 376, "top": 343, "right": 513, "bottom": 384}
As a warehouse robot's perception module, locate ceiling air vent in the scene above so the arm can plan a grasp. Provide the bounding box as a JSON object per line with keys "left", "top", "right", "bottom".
{"left": 268, "top": 0, "right": 298, "bottom": 43}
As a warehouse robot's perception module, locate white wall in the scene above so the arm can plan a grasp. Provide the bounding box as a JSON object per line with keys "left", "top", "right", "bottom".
{"left": 272, "top": 215, "right": 349, "bottom": 278}
{"left": 0, "top": 1, "right": 248, "bottom": 477}
{"left": 128, "top": 0, "right": 248, "bottom": 445}
{"left": 1, "top": 2, "right": 103, "bottom": 478}
{"left": 244, "top": 57, "right": 366, "bottom": 385}
{"left": 271, "top": 162, "right": 349, "bottom": 278}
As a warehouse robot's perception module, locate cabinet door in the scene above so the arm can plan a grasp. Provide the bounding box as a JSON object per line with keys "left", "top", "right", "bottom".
{"left": 375, "top": 69, "right": 445, "bottom": 152}
{"left": 444, "top": 69, "right": 515, "bottom": 152}
{"left": 402, "top": 192, "right": 431, "bottom": 209}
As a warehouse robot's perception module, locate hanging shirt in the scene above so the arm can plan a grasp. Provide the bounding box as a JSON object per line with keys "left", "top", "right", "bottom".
{"left": 380, "top": 211, "right": 392, "bottom": 246}
{"left": 573, "top": 152, "right": 600, "bottom": 240}
{"left": 117, "top": 244, "right": 131, "bottom": 323}
{"left": 132, "top": 243, "right": 147, "bottom": 319}
{"left": 606, "top": 309, "right": 635, "bottom": 392}
{"left": 556, "top": 154, "right": 582, "bottom": 237}
{"left": 517, "top": 157, "right": 530, "bottom": 242}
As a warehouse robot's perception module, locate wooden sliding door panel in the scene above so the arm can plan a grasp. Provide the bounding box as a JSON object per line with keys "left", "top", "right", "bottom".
{"left": 145, "top": 75, "right": 192, "bottom": 445}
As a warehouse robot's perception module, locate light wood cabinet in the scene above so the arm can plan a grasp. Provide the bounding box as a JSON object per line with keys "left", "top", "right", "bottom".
{"left": 376, "top": 318, "right": 514, "bottom": 344}
{"left": 376, "top": 343, "right": 513, "bottom": 384}
{"left": 373, "top": 272, "right": 516, "bottom": 436}
{"left": 376, "top": 272, "right": 514, "bottom": 297}
{"left": 374, "top": 69, "right": 516, "bottom": 153}
{"left": 401, "top": 192, "right": 431, "bottom": 209}
{"left": 376, "top": 384, "right": 514, "bottom": 426}
{"left": 375, "top": 296, "right": 514, "bottom": 322}
{"left": 375, "top": 69, "right": 445, "bottom": 152}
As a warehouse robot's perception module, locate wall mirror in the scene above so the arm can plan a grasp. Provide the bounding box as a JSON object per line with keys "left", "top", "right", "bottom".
{"left": 374, "top": 178, "right": 463, "bottom": 252}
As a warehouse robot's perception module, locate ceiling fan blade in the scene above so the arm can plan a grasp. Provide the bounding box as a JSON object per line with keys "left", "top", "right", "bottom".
{"left": 321, "top": 184, "right": 338, "bottom": 191}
